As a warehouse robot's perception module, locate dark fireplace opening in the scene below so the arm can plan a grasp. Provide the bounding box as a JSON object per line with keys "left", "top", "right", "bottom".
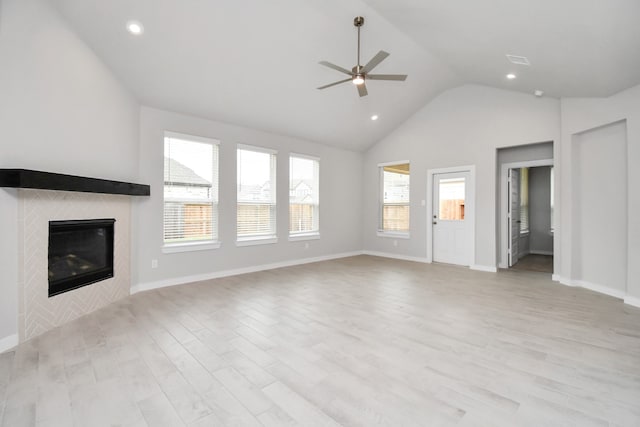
{"left": 48, "top": 219, "right": 115, "bottom": 297}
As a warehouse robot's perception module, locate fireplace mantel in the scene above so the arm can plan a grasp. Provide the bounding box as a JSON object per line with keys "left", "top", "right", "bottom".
{"left": 0, "top": 169, "right": 150, "bottom": 196}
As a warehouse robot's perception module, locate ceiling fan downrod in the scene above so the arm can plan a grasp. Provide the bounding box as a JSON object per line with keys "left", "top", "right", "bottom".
{"left": 354, "top": 16, "right": 364, "bottom": 70}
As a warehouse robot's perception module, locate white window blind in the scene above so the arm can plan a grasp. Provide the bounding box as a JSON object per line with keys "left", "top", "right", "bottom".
{"left": 380, "top": 163, "right": 410, "bottom": 232}
{"left": 237, "top": 146, "right": 277, "bottom": 239}
{"left": 520, "top": 167, "right": 529, "bottom": 234}
{"left": 164, "top": 133, "right": 219, "bottom": 245}
{"left": 289, "top": 155, "right": 319, "bottom": 235}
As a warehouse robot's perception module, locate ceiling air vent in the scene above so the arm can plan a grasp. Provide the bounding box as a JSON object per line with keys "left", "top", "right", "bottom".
{"left": 506, "top": 54, "right": 530, "bottom": 66}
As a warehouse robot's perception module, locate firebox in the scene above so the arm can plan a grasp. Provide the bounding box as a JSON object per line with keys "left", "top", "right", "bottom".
{"left": 48, "top": 219, "right": 115, "bottom": 297}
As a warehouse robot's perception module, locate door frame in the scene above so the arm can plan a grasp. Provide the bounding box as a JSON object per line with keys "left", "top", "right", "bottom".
{"left": 508, "top": 168, "right": 521, "bottom": 267}
{"left": 499, "top": 159, "right": 553, "bottom": 269}
{"left": 426, "top": 165, "right": 476, "bottom": 265}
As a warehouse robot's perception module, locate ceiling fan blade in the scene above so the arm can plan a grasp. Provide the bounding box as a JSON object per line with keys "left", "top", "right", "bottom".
{"left": 317, "top": 78, "right": 352, "bottom": 90}
{"left": 367, "top": 74, "right": 408, "bottom": 81}
{"left": 362, "top": 50, "right": 389, "bottom": 73}
{"left": 357, "top": 83, "right": 368, "bottom": 97}
{"left": 319, "top": 61, "right": 352, "bottom": 75}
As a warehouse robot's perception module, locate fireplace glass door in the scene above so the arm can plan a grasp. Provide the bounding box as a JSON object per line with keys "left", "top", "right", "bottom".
{"left": 48, "top": 218, "right": 115, "bottom": 297}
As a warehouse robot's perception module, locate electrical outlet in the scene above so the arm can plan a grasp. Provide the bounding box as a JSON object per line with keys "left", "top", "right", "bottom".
{"left": 393, "top": 240, "right": 398, "bottom": 247}
{"left": 151, "top": 259, "right": 158, "bottom": 269}
{"left": 304, "top": 242, "right": 310, "bottom": 249}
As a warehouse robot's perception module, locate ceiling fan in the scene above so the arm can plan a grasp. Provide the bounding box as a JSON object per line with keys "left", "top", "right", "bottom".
{"left": 317, "top": 16, "right": 408, "bottom": 97}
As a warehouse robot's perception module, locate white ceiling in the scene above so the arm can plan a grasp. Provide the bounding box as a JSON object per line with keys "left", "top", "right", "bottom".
{"left": 48, "top": 0, "right": 640, "bottom": 151}
{"left": 361, "top": 0, "right": 640, "bottom": 99}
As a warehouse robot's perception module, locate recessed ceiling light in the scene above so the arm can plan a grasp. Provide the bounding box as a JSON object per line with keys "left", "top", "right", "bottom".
{"left": 126, "top": 20, "right": 144, "bottom": 35}
{"left": 371, "top": 115, "right": 379, "bottom": 121}
{"left": 506, "top": 73, "right": 517, "bottom": 80}
{"left": 534, "top": 90, "right": 544, "bottom": 97}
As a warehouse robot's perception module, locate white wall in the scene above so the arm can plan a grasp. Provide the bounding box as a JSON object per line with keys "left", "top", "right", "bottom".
{"left": 0, "top": 0, "right": 139, "bottom": 345}
{"left": 571, "top": 122, "right": 627, "bottom": 293}
{"left": 529, "top": 166, "right": 553, "bottom": 254}
{"left": 560, "top": 84, "right": 640, "bottom": 302}
{"left": 363, "top": 85, "right": 560, "bottom": 269}
{"left": 497, "top": 143, "right": 554, "bottom": 165}
{"left": 0, "top": 0, "right": 139, "bottom": 180}
{"left": 133, "top": 107, "right": 363, "bottom": 289}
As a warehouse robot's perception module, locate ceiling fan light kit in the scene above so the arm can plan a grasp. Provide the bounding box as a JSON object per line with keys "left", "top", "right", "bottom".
{"left": 318, "top": 16, "right": 408, "bottom": 97}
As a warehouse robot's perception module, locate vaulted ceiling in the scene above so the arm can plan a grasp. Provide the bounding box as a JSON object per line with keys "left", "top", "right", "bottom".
{"left": 49, "top": 0, "right": 640, "bottom": 151}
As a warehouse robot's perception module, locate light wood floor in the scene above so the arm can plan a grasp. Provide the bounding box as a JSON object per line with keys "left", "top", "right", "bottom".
{"left": 2, "top": 255, "right": 640, "bottom": 426}
{"left": 511, "top": 254, "right": 554, "bottom": 274}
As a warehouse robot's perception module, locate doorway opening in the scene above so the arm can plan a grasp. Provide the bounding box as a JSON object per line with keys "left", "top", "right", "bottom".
{"left": 500, "top": 161, "right": 554, "bottom": 273}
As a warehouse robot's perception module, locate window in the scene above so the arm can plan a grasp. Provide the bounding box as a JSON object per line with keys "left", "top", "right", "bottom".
{"left": 520, "top": 167, "right": 529, "bottom": 234}
{"left": 164, "top": 132, "right": 219, "bottom": 247}
{"left": 237, "top": 145, "right": 277, "bottom": 243}
{"left": 289, "top": 155, "right": 319, "bottom": 237}
{"left": 380, "top": 162, "right": 410, "bottom": 233}
{"left": 438, "top": 178, "right": 465, "bottom": 220}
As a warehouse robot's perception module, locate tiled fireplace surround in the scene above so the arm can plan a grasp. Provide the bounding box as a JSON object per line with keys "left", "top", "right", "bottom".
{"left": 17, "top": 189, "right": 131, "bottom": 342}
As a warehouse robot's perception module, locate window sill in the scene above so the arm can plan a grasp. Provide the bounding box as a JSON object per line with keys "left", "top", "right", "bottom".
{"left": 236, "top": 236, "right": 278, "bottom": 247}
{"left": 288, "top": 233, "right": 320, "bottom": 242}
{"left": 520, "top": 230, "right": 530, "bottom": 236}
{"left": 162, "top": 240, "right": 221, "bottom": 254}
{"left": 377, "top": 231, "right": 410, "bottom": 239}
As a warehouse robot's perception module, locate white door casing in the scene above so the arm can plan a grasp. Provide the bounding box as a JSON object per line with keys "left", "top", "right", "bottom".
{"left": 508, "top": 168, "right": 520, "bottom": 267}
{"left": 498, "top": 159, "right": 553, "bottom": 269}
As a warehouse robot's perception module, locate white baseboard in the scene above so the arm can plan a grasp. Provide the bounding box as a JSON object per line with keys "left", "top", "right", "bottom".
{"left": 131, "top": 251, "right": 364, "bottom": 294}
{"left": 0, "top": 334, "right": 18, "bottom": 353}
{"left": 572, "top": 280, "right": 626, "bottom": 299}
{"left": 362, "top": 250, "right": 429, "bottom": 264}
{"left": 132, "top": 250, "right": 640, "bottom": 310}
{"left": 555, "top": 277, "right": 625, "bottom": 299}
{"left": 529, "top": 250, "right": 553, "bottom": 256}
{"left": 363, "top": 251, "right": 497, "bottom": 272}
{"left": 623, "top": 296, "right": 640, "bottom": 308}
{"left": 470, "top": 264, "right": 498, "bottom": 273}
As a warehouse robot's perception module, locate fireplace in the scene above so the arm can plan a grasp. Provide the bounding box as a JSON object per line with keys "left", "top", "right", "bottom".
{"left": 48, "top": 219, "right": 115, "bottom": 297}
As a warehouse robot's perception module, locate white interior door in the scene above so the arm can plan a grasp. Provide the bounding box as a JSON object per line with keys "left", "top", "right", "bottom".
{"left": 508, "top": 168, "right": 520, "bottom": 267}
{"left": 433, "top": 172, "right": 471, "bottom": 266}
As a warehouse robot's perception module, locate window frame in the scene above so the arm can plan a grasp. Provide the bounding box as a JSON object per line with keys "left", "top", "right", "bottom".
{"left": 236, "top": 144, "right": 278, "bottom": 246}
{"left": 288, "top": 153, "right": 320, "bottom": 240}
{"left": 378, "top": 160, "right": 411, "bottom": 238}
{"left": 162, "top": 131, "right": 220, "bottom": 253}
